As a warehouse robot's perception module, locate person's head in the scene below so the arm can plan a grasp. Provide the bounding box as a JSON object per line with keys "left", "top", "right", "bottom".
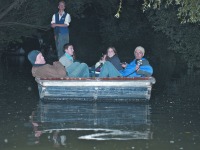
{"left": 107, "top": 47, "right": 117, "bottom": 58}
{"left": 64, "top": 43, "right": 74, "bottom": 56}
{"left": 58, "top": 1, "right": 65, "bottom": 11}
{"left": 134, "top": 46, "right": 145, "bottom": 59}
{"left": 28, "top": 50, "right": 46, "bottom": 66}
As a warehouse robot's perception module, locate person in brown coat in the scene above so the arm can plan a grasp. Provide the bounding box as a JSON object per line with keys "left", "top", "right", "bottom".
{"left": 28, "top": 50, "right": 66, "bottom": 78}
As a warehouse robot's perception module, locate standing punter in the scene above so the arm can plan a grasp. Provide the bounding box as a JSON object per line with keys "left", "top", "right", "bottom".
{"left": 51, "top": 1, "right": 71, "bottom": 58}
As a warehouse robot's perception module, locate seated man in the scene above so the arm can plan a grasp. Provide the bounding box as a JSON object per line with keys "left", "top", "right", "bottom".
{"left": 99, "top": 46, "right": 153, "bottom": 77}
{"left": 28, "top": 50, "right": 66, "bottom": 78}
{"left": 59, "top": 43, "right": 89, "bottom": 77}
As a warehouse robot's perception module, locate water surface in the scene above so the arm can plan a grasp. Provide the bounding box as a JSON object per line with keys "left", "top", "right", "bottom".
{"left": 0, "top": 55, "right": 199, "bottom": 150}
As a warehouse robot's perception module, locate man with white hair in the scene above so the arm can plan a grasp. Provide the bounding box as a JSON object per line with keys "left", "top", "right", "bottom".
{"left": 99, "top": 46, "right": 153, "bottom": 77}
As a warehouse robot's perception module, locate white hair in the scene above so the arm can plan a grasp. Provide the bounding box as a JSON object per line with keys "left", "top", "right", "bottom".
{"left": 134, "top": 46, "right": 145, "bottom": 55}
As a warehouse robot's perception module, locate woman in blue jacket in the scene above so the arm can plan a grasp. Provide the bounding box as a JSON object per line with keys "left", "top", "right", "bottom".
{"left": 99, "top": 46, "right": 153, "bottom": 77}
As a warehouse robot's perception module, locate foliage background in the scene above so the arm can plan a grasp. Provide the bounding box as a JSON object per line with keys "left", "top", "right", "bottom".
{"left": 0, "top": 0, "right": 200, "bottom": 68}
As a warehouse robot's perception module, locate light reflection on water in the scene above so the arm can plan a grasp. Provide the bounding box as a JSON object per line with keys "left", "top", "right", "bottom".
{"left": 30, "top": 102, "right": 152, "bottom": 142}
{"left": 0, "top": 55, "right": 200, "bottom": 150}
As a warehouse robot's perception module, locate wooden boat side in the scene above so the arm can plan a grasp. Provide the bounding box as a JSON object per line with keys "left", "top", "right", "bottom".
{"left": 36, "top": 77, "right": 155, "bottom": 81}
{"left": 36, "top": 77, "right": 156, "bottom": 86}
{"left": 35, "top": 77, "right": 156, "bottom": 102}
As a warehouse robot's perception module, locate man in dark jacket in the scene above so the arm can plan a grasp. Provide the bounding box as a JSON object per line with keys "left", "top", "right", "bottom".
{"left": 28, "top": 50, "right": 66, "bottom": 78}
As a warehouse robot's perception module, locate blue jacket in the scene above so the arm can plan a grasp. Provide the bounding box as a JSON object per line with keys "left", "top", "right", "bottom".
{"left": 54, "top": 13, "right": 69, "bottom": 35}
{"left": 119, "top": 58, "right": 153, "bottom": 77}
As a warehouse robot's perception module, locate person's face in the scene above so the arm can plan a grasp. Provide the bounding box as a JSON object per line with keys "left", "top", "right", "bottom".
{"left": 58, "top": 2, "right": 65, "bottom": 10}
{"left": 35, "top": 53, "right": 46, "bottom": 64}
{"left": 134, "top": 49, "right": 144, "bottom": 59}
{"left": 107, "top": 48, "right": 115, "bottom": 58}
{"left": 65, "top": 45, "right": 74, "bottom": 56}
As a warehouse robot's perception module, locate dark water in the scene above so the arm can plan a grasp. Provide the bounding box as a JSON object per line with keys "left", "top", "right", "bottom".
{"left": 0, "top": 55, "right": 200, "bottom": 150}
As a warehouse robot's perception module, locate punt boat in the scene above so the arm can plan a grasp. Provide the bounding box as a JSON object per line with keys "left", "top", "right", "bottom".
{"left": 35, "top": 77, "right": 156, "bottom": 102}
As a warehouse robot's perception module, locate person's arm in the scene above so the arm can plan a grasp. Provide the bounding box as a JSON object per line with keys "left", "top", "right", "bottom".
{"left": 51, "top": 14, "right": 55, "bottom": 25}
{"left": 51, "top": 14, "right": 65, "bottom": 28}
{"left": 51, "top": 13, "right": 71, "bottom": 28}
{"left": 137, "top": 68, "right": 153, "bottom": 77}
{"left": 119, "top": 61, "right": 136, "bottom": 77}
{"left": 136, "top": 60, "right": 153, "bottom": 77}
{"left": 64, "top": 13, "right": 71, "bottom": 26}
{"left": 51, "top": 23, "right": 68, "bottom": 28}
{"left": 52, "top": 61, "right": 67, "bottom": 77}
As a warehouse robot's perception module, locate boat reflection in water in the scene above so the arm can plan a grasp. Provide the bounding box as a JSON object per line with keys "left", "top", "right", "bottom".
{"left": 29, "top": 102, "right": 152, "bottom": 145}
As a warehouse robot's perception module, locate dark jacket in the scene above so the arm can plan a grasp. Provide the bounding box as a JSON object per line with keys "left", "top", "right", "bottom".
{"left": 32, "top": 61, "right": 66, "bottom": 78}
{"left": 107, "top": 55, "right": 123, "bottom": 71}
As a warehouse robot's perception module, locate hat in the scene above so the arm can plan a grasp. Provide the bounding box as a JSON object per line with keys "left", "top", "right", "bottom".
{"left": 134, "top": 46, "right": 145, "bottom": 55}
{"left": 28, "top": 50, "right": 41, "bottom": 66}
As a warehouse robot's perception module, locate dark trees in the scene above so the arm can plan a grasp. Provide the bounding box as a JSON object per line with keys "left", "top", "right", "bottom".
{"left": 0, "top": 0, "right": 55, "bottom": 50}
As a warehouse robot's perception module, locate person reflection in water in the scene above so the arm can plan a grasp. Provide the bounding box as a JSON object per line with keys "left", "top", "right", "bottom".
{"left": 28, "top": 111, "right": 67, "bottom": 147}
{"left": 28, "top": 50, "right": 66, "bottom": 78}
{"left": 99, "top": 46, "right": 153, "bottom": 77}
{"left": 52, "top": 130, "right": 67, "bottom": 148}
{"left": 27, "top": 111, "right": 42, "bottom": 145}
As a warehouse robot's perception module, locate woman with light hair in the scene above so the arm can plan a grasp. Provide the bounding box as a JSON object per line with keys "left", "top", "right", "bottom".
{"left": 99, "top": 46, "right": 153, "bottom": 77}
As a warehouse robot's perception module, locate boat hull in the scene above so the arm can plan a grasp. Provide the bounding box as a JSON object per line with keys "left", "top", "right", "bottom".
{"left": 35, "top": 77, "right": 156, "bottom": 102}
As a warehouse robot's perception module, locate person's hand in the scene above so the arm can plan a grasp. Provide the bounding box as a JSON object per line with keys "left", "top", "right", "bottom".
{"left": 121, "top": 64, "right": 127, "bottom": 68}
{"left": 99, "top": 60, "right": 105, "bottom": 64}
{"left": 51, "top": 24, "right": 56, "bottom": 28}
{"left": 101, "top": 54, "right": 107, "bottom": 61}
{"left": 121, "top": 62, "right": 127, "bottom": 68}
{"left": 135, "top": 65, "right": 140, "bottom": 71}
